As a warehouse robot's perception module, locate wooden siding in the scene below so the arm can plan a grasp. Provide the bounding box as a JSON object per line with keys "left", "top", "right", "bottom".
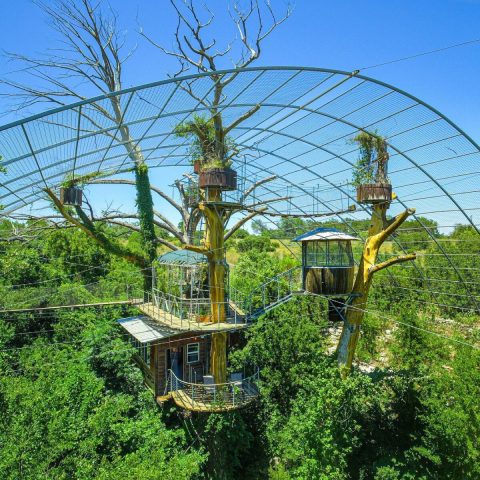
{"left": 153, "top": 332, "right": 210, "bottom": 396}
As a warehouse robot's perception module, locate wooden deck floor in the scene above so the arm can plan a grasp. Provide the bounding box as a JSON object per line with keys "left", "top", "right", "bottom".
{"left": 138, "top": 303, "right": 247, "bottom": 332}
{"left": 170, "top": 389, "right": 254, "bottom": 412}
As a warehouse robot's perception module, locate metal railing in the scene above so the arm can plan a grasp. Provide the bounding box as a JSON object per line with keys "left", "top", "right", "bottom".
{"left": 167, "top": 369, "right": 260, "bottom": 411}
{"left": 140, "top": 267, "right": 302, "bottom": 326}
{"left": 142, "top": 289, "right": 248, "bottom": 328}
{"left": 242, "top": 266, "right": 302, "bottom": 319}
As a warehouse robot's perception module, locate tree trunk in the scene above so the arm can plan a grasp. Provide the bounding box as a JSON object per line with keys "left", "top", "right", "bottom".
{"left": 134, "top": 164, "right": 157, "bottom": 295}
{"left": 337, "top": 203, "right": 416, "bottom": 374}
{"left": 201, "top": 187, "right": 227, "bottom": 383}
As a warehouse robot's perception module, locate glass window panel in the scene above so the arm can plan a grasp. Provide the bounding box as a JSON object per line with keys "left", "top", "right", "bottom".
{"left": 187, "top": 343, "right": 200, "bottom": 363}
{"left": 305, "top": 241, "right": 326, "bottom": 266}
{"left": 326, "top": 240, "right": 353, "bottom": 266}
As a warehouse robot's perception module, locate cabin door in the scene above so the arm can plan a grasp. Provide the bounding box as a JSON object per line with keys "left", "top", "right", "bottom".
{"left": 167, "top": 347, "right": 184, "bottom": 381}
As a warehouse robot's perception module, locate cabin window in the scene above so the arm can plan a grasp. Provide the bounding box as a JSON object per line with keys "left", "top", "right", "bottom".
{"left": 130, "top": 336, "right": 151, "bottom": 365}
{"left": 187, "top": 343, "right": 200, "bottom": 363}
{"left": 305, "top": 241, "right": 326, "bottom": 266}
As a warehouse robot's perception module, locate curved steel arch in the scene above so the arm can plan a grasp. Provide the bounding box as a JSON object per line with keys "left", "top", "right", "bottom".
{"left": 0, "top": 65, "right": 479, "bottom": 315}
{"left": 1, "top": 90, "right": 474, "bottom": 227}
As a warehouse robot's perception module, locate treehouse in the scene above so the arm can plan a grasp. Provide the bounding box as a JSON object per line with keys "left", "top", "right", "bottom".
{"left": 117, "top": 248, "right": 259, "bottom": 412}
{"left": 295, "top": 227, "right": 360, "bottom": 321}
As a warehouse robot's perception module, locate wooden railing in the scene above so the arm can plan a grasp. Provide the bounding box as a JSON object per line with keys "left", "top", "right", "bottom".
{"left": 167, "top": 369, "right": 260, "bottom": 411}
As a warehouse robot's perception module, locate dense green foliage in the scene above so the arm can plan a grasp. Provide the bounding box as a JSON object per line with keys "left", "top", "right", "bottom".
{"left": 134, "top": 163, "right": 158, "bottom": 290}
{"left": 0, "top": 309, "right": 204, "bottom": 479}
{"left": 0, "top": 218, "right": 479, "bottom": 479}
{"left": 173, "top": 114, "right": 236, "bottom": 170}
{"left": 351, "top": 132, "right": 389, "bottom": 186}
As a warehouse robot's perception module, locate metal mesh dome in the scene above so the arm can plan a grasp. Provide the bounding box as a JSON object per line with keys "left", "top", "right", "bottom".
{"left": 0, "top": 66, "right": 479, "bottom": 317}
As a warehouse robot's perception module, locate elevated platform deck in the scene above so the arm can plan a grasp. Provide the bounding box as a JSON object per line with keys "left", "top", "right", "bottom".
{"left": 137, "top": 302, "right": 247, "bottom": 332}
{"left": 170, "top": 389, "right": 250, "bottom": 412}
{"left": 159, "top": 369, "right": 260, "bottom": 412}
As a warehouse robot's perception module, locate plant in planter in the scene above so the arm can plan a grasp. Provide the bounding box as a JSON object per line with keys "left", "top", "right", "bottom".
{"left": 351, "top": 131, "right": 392, "bottom": 204}
{"left": 59, "top": 171, "right": 104, "bottom": 206}
{"left": 174, "top": 115, "right": 238, "bottom": 190}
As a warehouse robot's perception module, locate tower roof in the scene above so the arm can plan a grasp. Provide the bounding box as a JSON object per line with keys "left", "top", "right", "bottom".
{"left": 293, "top": 227, "right": 360, "bottom": 242}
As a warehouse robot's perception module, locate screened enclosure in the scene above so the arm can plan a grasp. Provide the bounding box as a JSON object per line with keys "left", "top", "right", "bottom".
{"left": 304, "top": 240, "right": 355, "bottom": 268}
{"left": 295, "top": 228, "right": 360, "bottom": 295}
{"left": 153, "top": 249, "right": 212, "bottom": 322}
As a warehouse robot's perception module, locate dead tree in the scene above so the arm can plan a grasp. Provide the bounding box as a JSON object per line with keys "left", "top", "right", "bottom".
{"left": 139, "top": 0, "right": 292, "bottom": 383}
{"left": 2, "top": 0, "right": 157, "bottom": 291}
{"left": 140, "top": 0, "right": 292, "bottom": 166}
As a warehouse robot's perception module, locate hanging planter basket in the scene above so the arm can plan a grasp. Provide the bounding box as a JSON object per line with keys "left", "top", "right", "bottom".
{"left": 193, "top": 160, "right": 201, "bottom": 174}
{"left": 356, "top": 183, "right": 392, "bottom": 204}
{"left": 60, "top": 186, "right": 83, "bottom": 206}
{"left": 198, "top": 168, "right": 237, "bottom": 191}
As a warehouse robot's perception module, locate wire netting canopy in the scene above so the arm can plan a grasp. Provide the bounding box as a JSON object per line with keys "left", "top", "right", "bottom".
{"left": 157, "top": 249, "right": 208, "bottom": 266}
{"left": 0, "top": 66, "right": 479, "bottom": 315}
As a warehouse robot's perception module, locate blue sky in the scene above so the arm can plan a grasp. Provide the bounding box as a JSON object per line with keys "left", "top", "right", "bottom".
{"left": 1, "top": 0, "right": 479, "bottom": 138}
{"left": 0, "top": 0, "right": 479, "bottom": 226}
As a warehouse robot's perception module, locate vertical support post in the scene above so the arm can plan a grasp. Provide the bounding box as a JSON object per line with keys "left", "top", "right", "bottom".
{"left": 200, "top": 188, "right": 228, "bottom": 384}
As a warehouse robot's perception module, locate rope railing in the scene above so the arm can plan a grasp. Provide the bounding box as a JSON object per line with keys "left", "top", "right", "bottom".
{"left": 167, "top": 368, "right": 260, "bottom": 411}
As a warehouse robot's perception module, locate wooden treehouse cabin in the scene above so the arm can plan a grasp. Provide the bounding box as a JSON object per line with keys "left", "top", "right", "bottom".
{"left": 117, "top": 248, "right": 259, "bottom": 412}
{"left": 295, "top": 227, "right": 360, "bottom": 321}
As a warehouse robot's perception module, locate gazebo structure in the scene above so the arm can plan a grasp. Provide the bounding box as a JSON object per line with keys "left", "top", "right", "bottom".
{"left": 295, "top": 227, "right": 360, "bottom": 296}
{"left": 295, "top": 227, "right": 361, "bottom": 322}
{"left": 1, "top": 66, "right": 479, "bottom": 409}
{"left": 153, "top": 249, "right": 212, "bottom": 323}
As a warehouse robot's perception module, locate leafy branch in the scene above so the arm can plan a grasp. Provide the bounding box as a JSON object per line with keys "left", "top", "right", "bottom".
{"left": 351, "top": 131, "right": 390, "bottom": 187}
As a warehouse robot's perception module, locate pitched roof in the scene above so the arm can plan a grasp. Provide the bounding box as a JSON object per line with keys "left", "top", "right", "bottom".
{"left": 157, "top": 249, "right": 208, "bottom": 266}
{"left": 293, "top": 227, "right": 360, "bottom": 242}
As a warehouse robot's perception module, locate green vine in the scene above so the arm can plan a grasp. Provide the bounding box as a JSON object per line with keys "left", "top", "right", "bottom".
{"left": 134, "top": 162, "right": 157, "bottom": 290}
{"left": 61, "top": 171, "right": 103, "bottom": 188}
{"left": 174, "top": 114, "right": 237, "bottom": 171}
{"left": 351, "top": 131, "right": 390, "bottom": 187}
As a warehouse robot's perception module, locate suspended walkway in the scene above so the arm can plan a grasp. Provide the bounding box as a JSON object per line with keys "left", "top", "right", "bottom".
{"left": 160, "top": 369, "right": 260, "bottom": 412}
{"left": 239, "top": 266, "right": 303, "bottom": 321}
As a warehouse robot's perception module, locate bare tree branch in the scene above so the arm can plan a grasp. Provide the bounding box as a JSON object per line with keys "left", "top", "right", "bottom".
{"left": 224, "top": 206, "right": 267, "bottom": 241}
{"left": 104, "top": 219, "right": 179, "bottom": 251}
{"left": 88, "top": 178, "right": 185, "bottom": 218}
{"left": 368, "top": 253, "right": 417, "bottom": 275}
